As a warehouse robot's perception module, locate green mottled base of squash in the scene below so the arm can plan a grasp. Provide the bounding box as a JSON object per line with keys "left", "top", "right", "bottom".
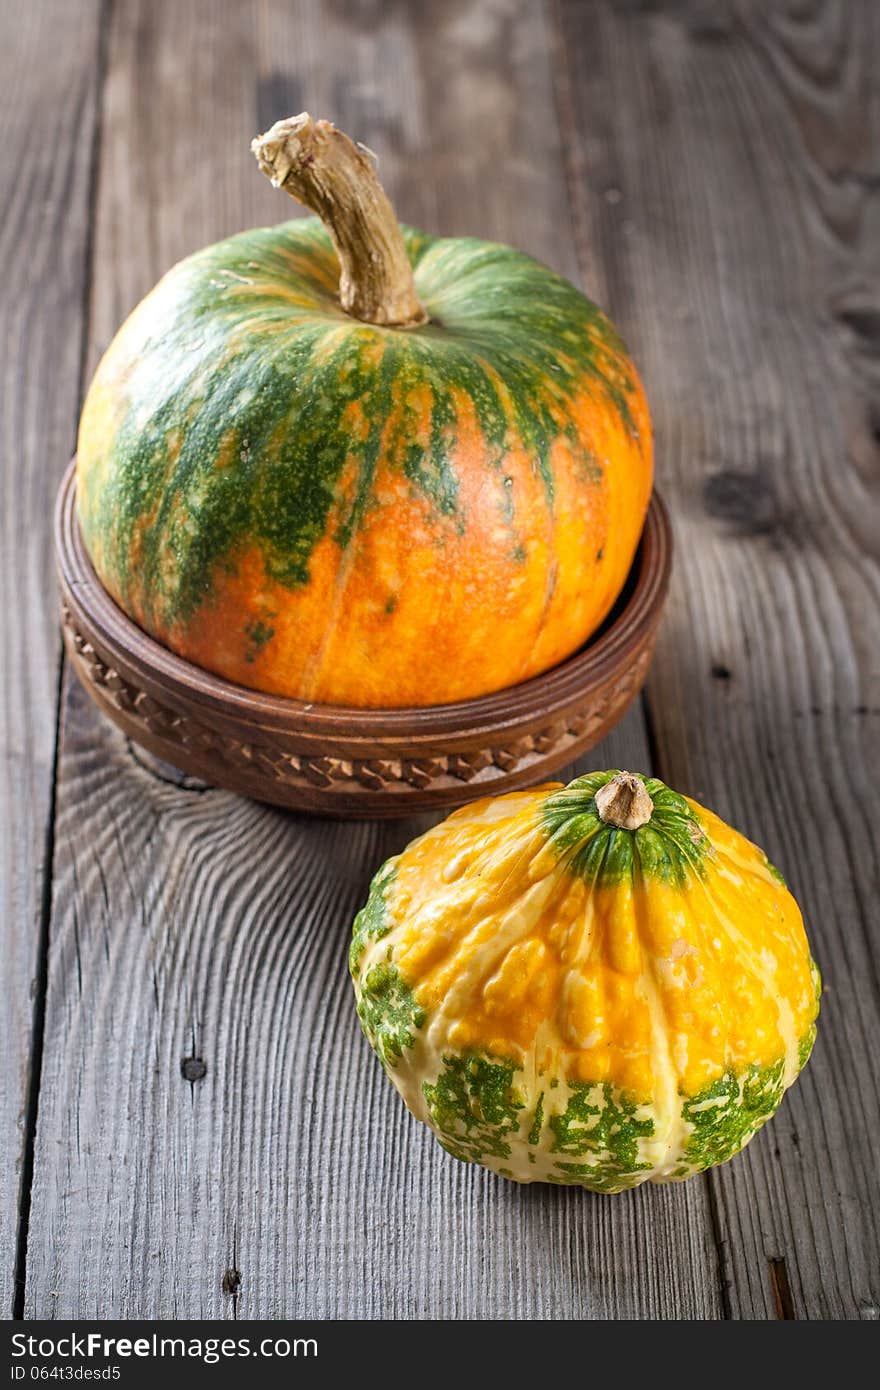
{"left": 356, "top": 964, "right": 426, "bottom": 1067}
{"left": 351, "top": 857, "right": 426, "bottom": 1066}
{"left": 527, "top": 1092, "right": 545, "bottom": 1147}
{"left": 420, "top": 1055, "right": 658, "bottom": 1191}
{"left": 798, "top": 1024, "right": 817, "bottom": 1071}
{"left": 349, "top": 857, "right": 396, "bottom": 971}
{"left": 549, "top": 1081, "right": 655, "bottom": 1189}
{"left": 668, "top": 1019, "right": 819, "bottom": 1180}
{"left": 423, "top": 1054, "right": 524, "bottom": 1163}
{"left": 412, "top": 1039, "right": 814, "bottom": 1191}
{"left": 679, "top": 1059, "right": 786, "bottom": 1175}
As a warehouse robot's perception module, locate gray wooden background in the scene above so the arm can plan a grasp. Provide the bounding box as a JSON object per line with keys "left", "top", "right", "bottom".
{"left": 2, "top": 0, "right": 878, "bottom": 1320}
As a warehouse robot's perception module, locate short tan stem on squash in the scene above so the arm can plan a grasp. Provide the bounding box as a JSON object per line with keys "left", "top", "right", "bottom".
{"left": 251, "top": 113, "right": 427, "bottom": 328}
{"left": 595, "top": 772, "right": 654, "bottom": 830}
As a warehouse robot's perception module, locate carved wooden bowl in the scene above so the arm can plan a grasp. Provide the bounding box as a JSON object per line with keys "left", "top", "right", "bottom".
{"left": 55, "top": 459, "right": 672, "bottom": 818}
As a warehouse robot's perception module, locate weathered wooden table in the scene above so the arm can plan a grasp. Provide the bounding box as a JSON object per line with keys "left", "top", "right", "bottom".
{"left": 3, "top": 0, "right": 878, "bottom": 1320}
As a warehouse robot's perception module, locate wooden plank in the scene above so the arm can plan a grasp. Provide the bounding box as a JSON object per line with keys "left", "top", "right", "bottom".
{"left": 23, "top": 0, "right": 721, "bottom": 1318}
{"left": 0, "top": 0, "right": 104, "bottom": 1317}
{"left": 553, "top": 0, "right": 880, "bottom": 1319}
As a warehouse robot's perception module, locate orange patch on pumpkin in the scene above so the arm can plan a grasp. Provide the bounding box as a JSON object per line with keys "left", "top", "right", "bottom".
{"left": 160, "top": 367, "right": 652, "bottom": 705}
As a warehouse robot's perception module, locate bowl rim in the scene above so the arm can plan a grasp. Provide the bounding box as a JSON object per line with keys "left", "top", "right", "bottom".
{"left": 57, "top": 458, "right": 672, "bottom": 739}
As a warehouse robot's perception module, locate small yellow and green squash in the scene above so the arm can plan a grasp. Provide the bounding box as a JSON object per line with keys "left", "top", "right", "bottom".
{"left": 350, "top": 771, "right": 820, "bottom": 1191}
{"left": 75, "top": 115, "right": 651, "bottom": 707}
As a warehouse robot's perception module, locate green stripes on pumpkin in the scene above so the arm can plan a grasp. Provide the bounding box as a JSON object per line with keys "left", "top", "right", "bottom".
{"left": 414, "top": 233, "right": 642, "bottom": 448}
{"left": 78, "top": 218, "right": 642, "bottom": 632}
{"left": 541, "top": 771, "right": 709, "bottom": 887}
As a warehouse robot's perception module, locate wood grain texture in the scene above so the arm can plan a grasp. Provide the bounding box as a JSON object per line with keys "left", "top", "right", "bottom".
{"left": 0, "top": 0, "right": 104, "bottom": 1316}
{"left": 23, "top": 0, "right": 723, "bottom": 1319}
{"left": 553, "top": 0, "right": 880, "bottom": 1319}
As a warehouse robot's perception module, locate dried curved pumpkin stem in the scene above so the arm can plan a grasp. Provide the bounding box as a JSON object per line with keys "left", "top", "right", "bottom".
{"left": 252, "top": 113, "right": 427, "bottom": 328}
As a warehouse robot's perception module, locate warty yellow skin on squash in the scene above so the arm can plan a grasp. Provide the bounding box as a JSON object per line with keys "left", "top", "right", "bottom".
{"left": 350, "top": 771, "right": 820, "bottom": 1191}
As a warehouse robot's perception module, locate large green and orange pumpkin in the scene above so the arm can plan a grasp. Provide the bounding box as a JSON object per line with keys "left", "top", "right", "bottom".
{"left": 350, "top": 772, "right": 820, "bottom": 1190}
{"left": 76, "top": 115, "right": 652, "bottom": 707}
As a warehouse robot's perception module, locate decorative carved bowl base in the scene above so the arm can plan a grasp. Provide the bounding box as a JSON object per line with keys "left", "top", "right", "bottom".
{"left": 55, "top": 460, "right": 672, "bottom": 818}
